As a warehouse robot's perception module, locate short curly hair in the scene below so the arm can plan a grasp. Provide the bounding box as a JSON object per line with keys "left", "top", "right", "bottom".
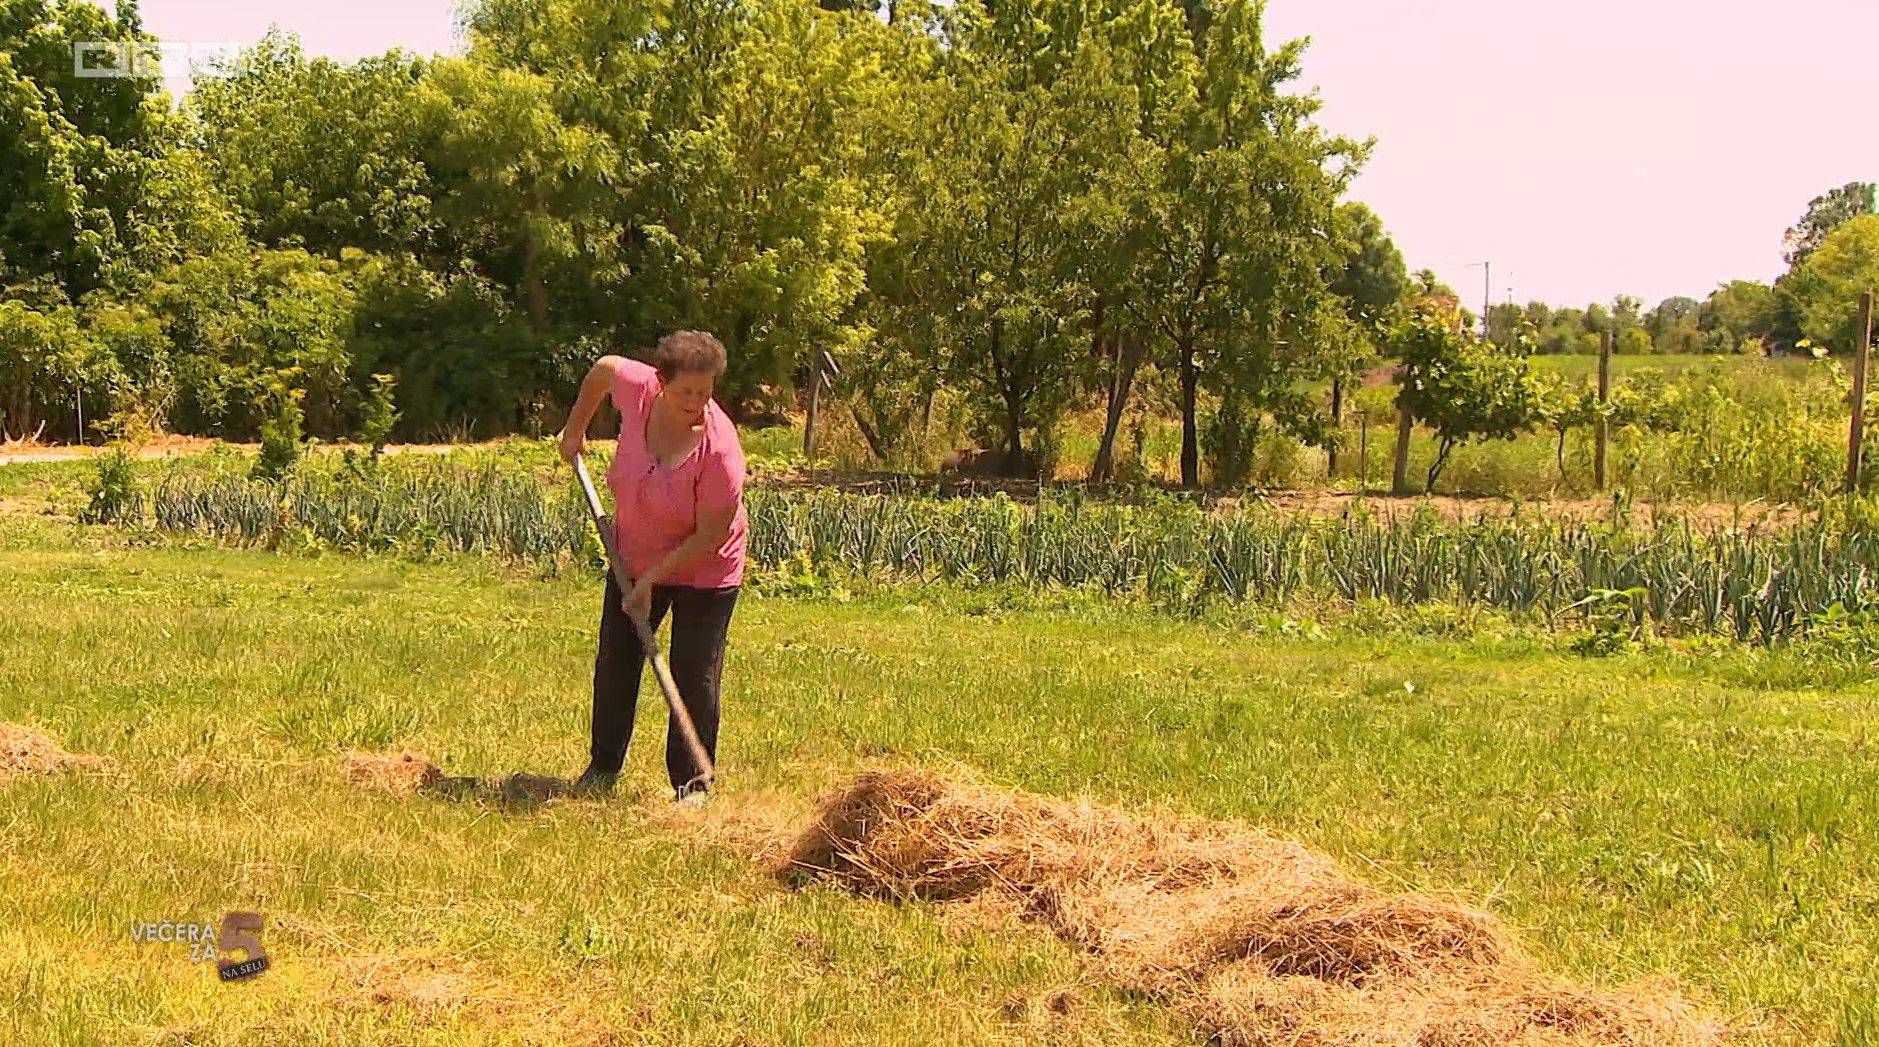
{"left": 653, "top": 330, "right": 727, "bottom": 380}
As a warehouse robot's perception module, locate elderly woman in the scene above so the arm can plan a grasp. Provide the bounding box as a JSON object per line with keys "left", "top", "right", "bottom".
{"left": 557, "top": 331, "right": 748, "bottom": 803}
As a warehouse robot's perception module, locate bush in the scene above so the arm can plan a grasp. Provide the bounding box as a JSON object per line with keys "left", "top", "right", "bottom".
{"left": 358, "top": 372, "right": 400, "bottom": 456}
{"left": 80, "top": 446, "right": 144, "bottom": 525}
{"left": 253, "top": 386, "right": 306, "bottom": 481}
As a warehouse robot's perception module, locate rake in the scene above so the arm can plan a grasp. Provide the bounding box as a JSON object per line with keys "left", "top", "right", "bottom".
{"left": 572, "top": 452, "right": 715, "bottom": 786}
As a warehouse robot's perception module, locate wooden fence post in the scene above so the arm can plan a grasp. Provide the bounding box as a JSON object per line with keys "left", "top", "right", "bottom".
{"left": 1327, "top": 378, "right": 1343, "bottom": 478}
{"left": 1847, "top": 290, "right": 1875, "bottom": 494}
{"left": 1595, "top": 328, "right": 1612, "bottom": 489}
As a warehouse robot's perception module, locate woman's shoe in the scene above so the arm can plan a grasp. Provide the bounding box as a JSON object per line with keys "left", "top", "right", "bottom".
{"left": 574, "top": 765, "right": 619, "bottom": 797}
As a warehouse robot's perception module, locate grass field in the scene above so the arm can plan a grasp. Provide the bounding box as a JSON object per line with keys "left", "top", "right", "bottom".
{"left": 1527, "top": 353, "right": 1826, "bottom": 381}
{"left": 3, "top": 500, "right": 1877, "bottom": 1045}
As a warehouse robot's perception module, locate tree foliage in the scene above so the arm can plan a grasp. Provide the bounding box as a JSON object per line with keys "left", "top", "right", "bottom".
{"left": 1784, "top": 215, "right": 1879, "bottom": 354}
{"left": 1392, "top": 304, "right": 1540, "bottom": 492}
{"left": 11, "top": 0, "right": 1853, "bottom": 492}
{"left": 1783, "top": 181, "right": 1876, "bottom": 269}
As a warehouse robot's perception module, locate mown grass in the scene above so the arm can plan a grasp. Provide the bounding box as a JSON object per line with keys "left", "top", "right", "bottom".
{"left": 2, "top": 512, "right": 1876, "bottom": 1044}
{"left": 0, "top": 515, "right": 1193, "bottom": 1046}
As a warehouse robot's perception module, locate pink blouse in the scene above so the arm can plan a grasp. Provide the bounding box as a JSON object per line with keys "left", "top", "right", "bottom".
{"left": 605, "top": 358, "right": 748, "bottom": 588}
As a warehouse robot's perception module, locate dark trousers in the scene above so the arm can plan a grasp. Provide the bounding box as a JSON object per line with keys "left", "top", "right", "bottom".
{"left": 590, "top": 572, "right": 740, "bottom": 792}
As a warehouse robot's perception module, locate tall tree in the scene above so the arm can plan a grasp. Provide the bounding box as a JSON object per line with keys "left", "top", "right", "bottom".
{"left": 1783, "top": 181, "right": 1876, "bottom": 269}
{"left": 0, "top": 0, "right": 171, "bottom": 300}
{"left": 1081, "top": 0, "right": 1194, "bottom": 483}
{"left": 1328, "top": 202, "right": 1408, "bottom": 329}
{"left": 1783, "top": 215, "right": 1879, "bottom": 354}
{"left": 1698, "top": 280, "right": 1776, "bottom": 353}
{"left": 1128, "top": 0, "right": 1359, "bottom": 486}
{"left": 871, "top": 0, "right": 1149, "bottom": 473}
{"left": 1645, "top": 295, "right": 1701, "bottom": 354}
{"left": 1322, "top": 200, "right": 1406, "bottom": 472}
{"left": 191, "top": 35, "right": 439, "bottom": 258}
{"left": 468, "top": 0, "right": 895, "bottom": 411}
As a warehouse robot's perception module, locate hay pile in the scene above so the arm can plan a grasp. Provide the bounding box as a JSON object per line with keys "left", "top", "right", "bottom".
{"left": 342, "top": 750, "right": 444, "bottom": 795}
{"left": 0, "top": 722, "right": 106, "bottom": 779}
{"left": 785, "top": 770, "right": 1722, "bottom": 1047}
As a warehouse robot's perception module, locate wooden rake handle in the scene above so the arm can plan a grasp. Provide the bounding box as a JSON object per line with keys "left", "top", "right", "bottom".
{"left": 572, "top": 453, "right": 715, "bottom": 786}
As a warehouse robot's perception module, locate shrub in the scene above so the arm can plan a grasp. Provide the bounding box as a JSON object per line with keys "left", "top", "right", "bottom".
{"left": 80, "top": 446, "right": 144, "bottom": 525}
{"left": 252, "top": 385, "right": 306, "bottom": 481}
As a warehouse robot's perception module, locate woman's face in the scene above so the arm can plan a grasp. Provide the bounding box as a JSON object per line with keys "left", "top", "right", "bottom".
{"left": 660, "top": 369, "right": 717, "bottom": 423}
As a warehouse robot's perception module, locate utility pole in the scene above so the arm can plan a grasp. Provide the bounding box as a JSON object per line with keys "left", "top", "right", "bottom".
{"left": 1482, "top": 261, "right": 1491, "bottom": 342}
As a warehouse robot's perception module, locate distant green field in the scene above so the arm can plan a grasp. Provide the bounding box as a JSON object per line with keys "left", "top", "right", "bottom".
{"left": 1528, "top": 353, "right": 1826, "bottom": 381}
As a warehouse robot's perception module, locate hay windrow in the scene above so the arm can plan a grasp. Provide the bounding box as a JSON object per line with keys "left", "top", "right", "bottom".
{"left": 0, "top": 722, "right": 107, "bottom": 779}
{"left": 785, "top": 770, "right": 1724, "bottom": 1047}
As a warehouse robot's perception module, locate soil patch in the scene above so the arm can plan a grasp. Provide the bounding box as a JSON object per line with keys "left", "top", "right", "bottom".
{"left": 340, "top": 750, "right": 579, "bottom": 810}
{"left": 1238, "top": 490, "right": 1805, "bottom": 529}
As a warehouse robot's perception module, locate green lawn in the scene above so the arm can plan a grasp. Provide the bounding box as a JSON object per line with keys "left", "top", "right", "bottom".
{"left": 2, "top": 513, "right": 1875, "bottom": 1044}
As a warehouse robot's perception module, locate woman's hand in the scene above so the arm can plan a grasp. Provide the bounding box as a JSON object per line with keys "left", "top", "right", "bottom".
{"left": 623, "top": 575, "right": 654, "bottom": 621}
{"left": 559, "top": 427, "right": 586, "bottom": 465}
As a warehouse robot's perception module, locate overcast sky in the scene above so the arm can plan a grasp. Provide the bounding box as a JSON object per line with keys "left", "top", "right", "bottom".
{"left": 127, "top": 0, "right": 1877, "bottom": 309}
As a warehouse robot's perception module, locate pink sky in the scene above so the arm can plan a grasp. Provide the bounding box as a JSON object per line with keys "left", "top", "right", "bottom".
{"left": 128, "top": 0, "right": 1875, "bottom": 309}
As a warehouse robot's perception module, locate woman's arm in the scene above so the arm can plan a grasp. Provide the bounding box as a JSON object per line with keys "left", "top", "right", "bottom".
{"left": 558, "top": 356, "right": 626, "bottom": 463}
{"left": 634, "top": 504, "right": 737, "bottom": 588}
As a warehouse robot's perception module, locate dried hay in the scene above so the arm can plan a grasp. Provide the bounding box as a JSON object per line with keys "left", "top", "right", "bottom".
{"left": 647, "top": 786, "right": 805, "bottom": 864}
{"left": 341, "top": 749, "right": 443, "bottom": 795}
{"left": 785, "top": 770, "right": 1723, "bottom": 1047}
{"left": 0, "top": 722, "right": 106, "bottom": 779}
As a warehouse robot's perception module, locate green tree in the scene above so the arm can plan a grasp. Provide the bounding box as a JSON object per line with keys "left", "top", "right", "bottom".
{"left": 1533, "top": 371, "right": 1596, "bottom": 483}
{"left": 1783, "top": 181, "right": 1876, "bottom": 269}
{"left": 0, "top": 300, "right": 93, "bottom": 440}
{"left": 144, "top": 248, "right": 361, "bottom": 438}
{"left": 191, "top": 34, "right": 439, "bottom": 258}
{"left": 346, "top": 253, "right": 541, "bottom": 439}
{"left": 1129, "top": 0, "right": 1359, "bottom": 486}
{"left": 1698, "top": 280, "right": 1776, "bottom": 354}
{"left": 1783, "top": 214, "right": 1879, "bottom": 354}
{"left": 1392, "top": 303, "right": 1540, "bottom": 492}
{"left": 0, "top": 0, "right": 178, "bottom": 298}
{"left": 1645, "top": 296, "right": 1701, "bottom": 354}
{"left": 863, "top": 0, "right": 1156, "bottom": 474}
{"left": 835, "top": 10, "right": 957, "bottom": 465}
{"left": 468, "top": 0, "right": 893, "bottom": 411}
{"left": 1321, "top": 201, "right": 1407, "bottom": 474}
{"left": 1328, "top": 202, "right": 1408, "bottom": 331}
